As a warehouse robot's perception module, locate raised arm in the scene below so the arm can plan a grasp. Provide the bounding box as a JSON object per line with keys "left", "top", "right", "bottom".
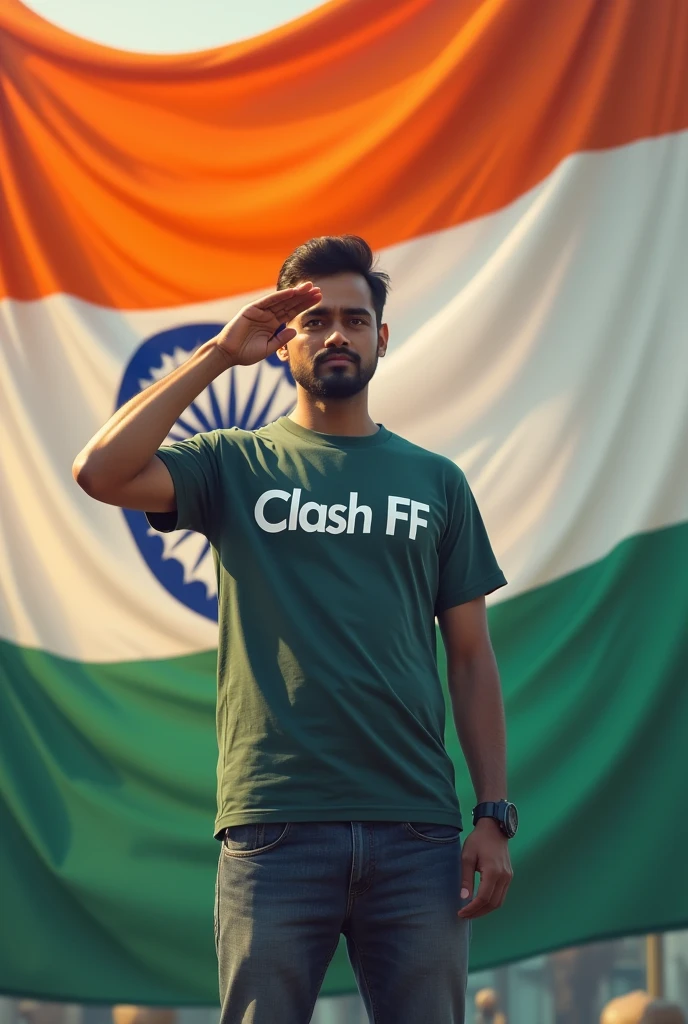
{"left": 72, "top": 282, "right": 321, "bottom": 511}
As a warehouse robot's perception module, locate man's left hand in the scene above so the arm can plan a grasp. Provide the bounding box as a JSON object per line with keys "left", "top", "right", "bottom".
{"left": 458, "top": 819, "right": 513, "bottom": 919}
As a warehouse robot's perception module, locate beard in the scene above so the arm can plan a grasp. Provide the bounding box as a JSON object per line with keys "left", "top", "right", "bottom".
{"left": 290, "top": 349, "right": 378, "bottom": 399}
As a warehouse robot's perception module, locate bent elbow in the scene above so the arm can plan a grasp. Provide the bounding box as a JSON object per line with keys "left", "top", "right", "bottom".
{"left": 72, "top": 453, "right": 89, "bottom": 487}
{"left": 72, "top": 455, "right": 104, "bottom": 498}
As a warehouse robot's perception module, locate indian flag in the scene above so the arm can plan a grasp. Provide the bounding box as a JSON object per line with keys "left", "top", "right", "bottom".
{"left": 1, "top": 0, "right": 687, "bottom": 1004}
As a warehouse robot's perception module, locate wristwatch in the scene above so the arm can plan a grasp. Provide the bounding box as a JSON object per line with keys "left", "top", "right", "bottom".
{"left": 472, "top": 800, "right": 518, "bottom": 838}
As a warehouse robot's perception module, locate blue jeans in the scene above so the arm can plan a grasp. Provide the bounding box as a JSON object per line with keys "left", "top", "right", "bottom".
{"left": 214, "top": 821, "right": 470, "bottom": 1023}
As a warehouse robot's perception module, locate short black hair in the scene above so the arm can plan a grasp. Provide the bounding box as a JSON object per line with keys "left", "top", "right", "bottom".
{"left": 276, "top": 235, "right": 390, "bottom": 327}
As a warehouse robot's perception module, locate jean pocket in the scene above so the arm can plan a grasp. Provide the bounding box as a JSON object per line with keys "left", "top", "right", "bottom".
{"left": 404, "top": 822, "right": 462, "bottom": 843}
{"left": 222, "top": 822, "right": 290, "bottom": 857}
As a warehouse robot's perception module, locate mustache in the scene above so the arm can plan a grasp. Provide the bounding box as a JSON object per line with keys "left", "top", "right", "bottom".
{"left": 314, "top": 348, "right": 360, "bottom": 368}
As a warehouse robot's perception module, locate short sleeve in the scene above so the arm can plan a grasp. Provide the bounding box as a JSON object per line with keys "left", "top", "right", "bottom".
{"left": 145, "top": 431, "right": 222, "bottom": 538}
{"left": 435, "top": 468, "right": 507, "bottom": 613}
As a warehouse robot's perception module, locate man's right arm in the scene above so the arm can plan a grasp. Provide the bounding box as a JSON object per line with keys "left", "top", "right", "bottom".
{"left": 72, "top": 340, "right": 233, "bottom": 511}
{"left": 72, "top": 280, "right": 321, "bottom": 512}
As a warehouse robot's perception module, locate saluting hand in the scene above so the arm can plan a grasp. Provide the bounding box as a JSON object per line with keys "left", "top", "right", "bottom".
{"left": 214, "top": 281, "right": 322, "bottom": 367}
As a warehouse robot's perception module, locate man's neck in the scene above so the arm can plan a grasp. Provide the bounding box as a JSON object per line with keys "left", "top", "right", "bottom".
{"left": 288, "top": 390, "right": 379, "bottom": 437}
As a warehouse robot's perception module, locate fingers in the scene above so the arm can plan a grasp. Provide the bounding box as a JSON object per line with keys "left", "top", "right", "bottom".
{"left": 271, "top": 326, "right": 296, "bottom": 346}
{"left": 259, "top": 325, "right": 297, "bottom": 363}
{"left": 490, "top": 879, "right": 511, "bottom": 911}
{"left": 253, "top": 282, "right": 313, "bottom": 308}
{"left": 254, "top": 282, "right": 321, "bottom": 322}
{"left": 459, "top": 873, "right": 497, "bottom": 920}
{"left": 460, "top": 849, "right": 477, "bottom": 905}
{"left": 458, "top": 870, "right": 512, "bottom": 919}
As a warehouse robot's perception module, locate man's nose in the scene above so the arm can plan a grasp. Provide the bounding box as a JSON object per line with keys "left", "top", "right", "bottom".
{"left": 324, "top": 331, "right": 349, "bottom": 348}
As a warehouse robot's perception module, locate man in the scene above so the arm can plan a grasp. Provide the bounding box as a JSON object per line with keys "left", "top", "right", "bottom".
{"left": 73, "top": 235, "right": 516, "bottom": 1024}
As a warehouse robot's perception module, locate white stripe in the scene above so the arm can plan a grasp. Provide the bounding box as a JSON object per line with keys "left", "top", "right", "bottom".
{"left": 1, "top": 131, "right": 687, "bottom": 660}
{"left": 378, "top": 130, "right": 688, "bottom": 600}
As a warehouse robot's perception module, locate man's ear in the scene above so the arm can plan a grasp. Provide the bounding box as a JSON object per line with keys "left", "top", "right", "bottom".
{"left": 275, "top": 345, "right": 290, "bottom": 363}
{"left": 378, "top": 323, "right": 389, "bottom": 357}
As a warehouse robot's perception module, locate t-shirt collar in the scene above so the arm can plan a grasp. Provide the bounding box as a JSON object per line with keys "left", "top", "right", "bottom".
{"left": 275, "top": 416, "right": 392, "bottom": 449}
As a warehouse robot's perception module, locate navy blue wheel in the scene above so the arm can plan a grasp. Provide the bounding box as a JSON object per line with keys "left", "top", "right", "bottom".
{"left": 116, "top": 323, "right": 296, "bottom": 621}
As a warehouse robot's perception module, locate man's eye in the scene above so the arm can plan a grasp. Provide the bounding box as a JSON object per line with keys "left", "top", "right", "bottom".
{"left": 305, "top": 319, "right": 323, "bottom": 327}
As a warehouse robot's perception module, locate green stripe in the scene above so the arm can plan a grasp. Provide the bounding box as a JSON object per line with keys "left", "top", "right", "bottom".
{"left": 1, "top": 522, "right": 687, "bottom": 1001}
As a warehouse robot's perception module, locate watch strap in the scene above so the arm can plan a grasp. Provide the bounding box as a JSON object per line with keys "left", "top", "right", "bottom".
{"left": 473, "top": 800, "right": 507, "bottom": 821}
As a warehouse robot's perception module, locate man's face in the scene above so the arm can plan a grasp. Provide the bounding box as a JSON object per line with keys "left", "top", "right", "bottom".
{"left": 276, "top": 272, "right": 388, "bottom": 399}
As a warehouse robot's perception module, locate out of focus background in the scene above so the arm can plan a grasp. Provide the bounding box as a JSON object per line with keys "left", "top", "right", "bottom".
{"left": 1, "top": 1, "right": 687, "bottom": 1022}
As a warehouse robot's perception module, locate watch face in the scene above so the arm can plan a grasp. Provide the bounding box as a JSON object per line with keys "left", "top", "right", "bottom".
{"left": 506, "top": 803, "right": 519, "bottom": 838}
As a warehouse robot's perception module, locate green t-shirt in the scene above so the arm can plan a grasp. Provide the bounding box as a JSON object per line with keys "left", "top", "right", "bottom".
{"left": 147, "top": 417, "right": 506, "bottom": 836}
